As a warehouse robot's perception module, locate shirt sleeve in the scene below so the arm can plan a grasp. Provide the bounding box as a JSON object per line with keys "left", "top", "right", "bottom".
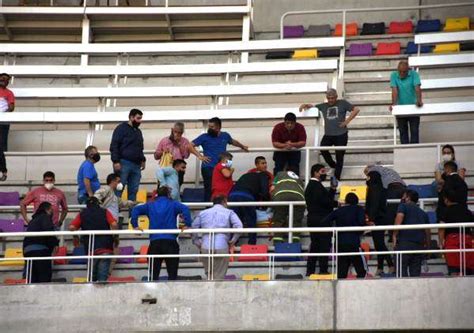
{"left": 423, "top": 212, "right": 429, "bottom": 225}
{"left": 192, "top": 134, "right": 205, "bottom": 147}
{"left": 155, "top": 168, "right": 166, "bottom": 185}
{"left": 344, "top": 100, "right": 354, "bottom": 112}
{"left": 6, "top": 90, "right": 15, "bottom": 105}
{"left": 322, "top": 210, "right": 337, "bottom": 226}
{"left": 70, "top": 214, "right": 82, "bottom": 229}
{"left": 83, "top": 162, "right": 96, "bottom": 180}
{"left": 60, "top": 192, "right": 68, "bottom": 210}
{"left": 390, "top": 72, "right": 398, "bottom": 88}
{"left": 105, "top": 210, "right": 117, "bottom": 225}
{"left": 412, "top": 71, "right": 421, "bottom": 86}
{"left": 297, "top": 124, "right": 307, "bottom": 142}
{"left": 155, "top": 138, "right": 165, "bottom": 159}
{"left": 229, "top": 211, "right": 243, "bottom": 244}
{"left": 21, "top": 190, "right": 36, "bottom": 206}
{"left": 109, "top": 125, "right": 123, "bottom": 163}
{"left": 397, "top": 203, "right": 407, "bottom": 215}
{"left": 271, "top": 124, "right": 282, "bottom": 143}
{"left": 191, "top": 214, "right": 202, "bottom": 244}
{"left": 176, "top": 202, "right": 192, "bottom": 227}
{"left": 181, "top": 138, "right": 191, "bottom": 159}
{"left": 131, "top": 204, "right": 148, "bottom": 228}
{"left": 224, "top": 132, "right": 233, "bottom": 145}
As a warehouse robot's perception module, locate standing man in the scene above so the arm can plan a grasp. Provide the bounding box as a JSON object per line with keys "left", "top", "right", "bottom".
{"left": 20, "top": 171, "right": 68, "bottom": 229}
{"left": 300, "top": 89, "right": 360, "bottom": 180}
{"left": 131, "top": 186, "right": 192, "bottom": 281}
{"left": 110, "top": 109, "right": 146, "bottom": 201}
{"left": 77, "top": 145, "right": 101, "bottom": 204}
{"left": 0, "top": 73, "right": 15, "bottom": 181}
{"left": 389, "top": 60, "right": 423, "bottom": 144}
{"left": 155, "top": 159, "right": 187, "bottom": 201}
{"left": 393, "top": 189, "right": 430, "bottom": 277}
{"left": 94, "top": 173, "right": 135, "bottom": 220}
{"left": 271, "top": 112, "right": 307, "bottom": 176}
{"left": 189, "top": 117, "right": 248, "bottom": 202}
{"left": 305, "top": 163, "right": 337, "bottom": 276}
{"left": 192, "top": 195, "right": 243, "bottom": 280}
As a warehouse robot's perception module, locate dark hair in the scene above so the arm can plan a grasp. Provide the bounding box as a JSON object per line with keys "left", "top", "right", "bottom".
{"left": 444, "top": 160, "right": 458, "bottom": 172}
{"left": 345, "top": 192, "right": 359, "bottom": 205}
{"left": 173, "top": 159, "right": 187, "bottom": 168}
{"left": 43, "top": 171, "right": 55, "bottom": 180}
{"left": 441, "top": 144, "right": 455, "bottom": 158}
{"left": 403, "top": 189, "right": 419, "bottom": 203}
{"left": 255, "top": 156, "right": 266, "bottom": 165}
{"left": 157, "top": 186, "right": 170, "bottom": 198}
{"left": 219, "top": 151, "right": 233, "bottom": 161}
{"left": 86, "top": 196, "right": 100, "bottom": 208}
{"left": 310, "top": 163, "right": 325, "bottom": 177}
{"left": 129, "top": 108, "right": 143, "bottom": 118}
{"left": 106, "top": 173, "right": 120, "bottom": 185}
{"left": 366, "top": 171, "right": 383, "bottom": 187}
{"left": 0, "top": 73, "right": 11, "bottom": 79}
{"left": 84, "top": 145, "right": 97, "bottom": 158}
{"left": 32, "top": 201, "right": 53, "bottom": 218}
{"left": 213, "top": 195, "right": 227, "bottom": 206}
{"left": 284, "top": 112, "right": 297, "bottom": 122}
{"left": 209, "top": 117, "right": 222, "bottom": 128}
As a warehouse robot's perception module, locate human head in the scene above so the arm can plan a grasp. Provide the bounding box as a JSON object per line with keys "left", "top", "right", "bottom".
{"left": 172, "top": 159, "right": 187, "bottom": 173}
{"left": 129, "top": 108, "right": 143, "bottom": 128}
{"left": 441, "top": 144, "right": 456, "bottom": 162}
{"left": 219, "top": 151, "right": 233, "bottom": 163}
{"left": 171, "top": 122, "right": 185, "bottom": 141}
{"left": 106, "top": 173, "right": 122, "bottom": 191}
{"left": 402, "top": 189, "right": 419, "bottom": 204}
{"left": 84, "top": 145, "right": 100, "bottom": 163}
{"left": 207, "top": 117, "right": 222, "bottom": 137}
{"left": 345, "top": 192, "right": 359, "bottom": 206}
{"left": 310, "top": 163, "right": 327, "bottom": 181}
{"left": 43, "top": 171, "right": 55, "bottom": 191}
{"left": 156, "top": 186, "right": 171, "bottom": 198}
{"left": 443, "top": 160, "right": 458, "bottom": 175}
{"left": 366, "top": 171, "right": 382, "bottom": 187}
{"left": 34, "top": 201, "right": 53, "bottom": 217}
{"left": 0, "top": 73, "right": 11, "bottom": 88}
{"left": 86, "top": 196, "right": 100, "bottom": 208}
{"left": 284, "top": 112, "right": 297, "bottom": 131}
{"left": 212, "top": 195, "right": 228, "bottom": 207}
{"left": 326, "top": 88, "right": 338, "bottom": 106}
{"left": 254, "top": 156, "right": 268, "bottom": 172}
{"left": 397, "top": 60, "right": 409, "bottom": 79}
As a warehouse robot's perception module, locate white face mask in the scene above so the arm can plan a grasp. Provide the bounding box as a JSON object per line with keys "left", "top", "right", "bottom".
{"left": 44, "top": 183, "right": 54, "bottom": 191}
{"left": 442, "top": 154, "right": 452, "bottom": 162}
{"left": 116, "top": 183, "right": 124, "bottom": 192}
{"left": 225, "top": 160, "right": 233, "bottom": 168}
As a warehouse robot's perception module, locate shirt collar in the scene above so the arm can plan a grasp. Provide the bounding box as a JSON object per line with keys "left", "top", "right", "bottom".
{"left": 310, "top": 177, "right": 321, "bottom": 182}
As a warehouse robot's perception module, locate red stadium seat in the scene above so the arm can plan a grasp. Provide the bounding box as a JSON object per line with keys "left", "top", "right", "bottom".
{"left": 238, "top": 244, "right": 268, "bottom": 262}
{"left": 136, "top": 245, "right": 148, "bottom": 264}
{"left": 4, "top": 278, "right": 27, "bottom": 285}
{"left": 108, "top": 276, "right": 136, "bottom": 283}
{"left": 333, "top": 22, "right": 358, "bottom": 36}
{"left": 376, "top": 42, "right": 401, "bottom": 55}
{"left": 388, "top": 21, "right": 413, "bottom": 34}
{"left": 53, "top": 246, "right": 68, "bottom": 265}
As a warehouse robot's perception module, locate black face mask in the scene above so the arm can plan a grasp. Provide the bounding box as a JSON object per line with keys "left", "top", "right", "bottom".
{"left": 90, "top": 153, "right": 101, "bottom": 163}
{"left": 207, "top": 129, "right": 218, "bottom": 137}
{"left": 319, "top": 174, "right": 327, "bottom": 182}
{"left": 132, "top": 121, "right": 141, "bottom": 128}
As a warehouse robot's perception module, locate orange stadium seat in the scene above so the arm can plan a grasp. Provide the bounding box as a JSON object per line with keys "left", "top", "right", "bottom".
{"left": 334, "top": 22, "right": 358, "bottom": 36}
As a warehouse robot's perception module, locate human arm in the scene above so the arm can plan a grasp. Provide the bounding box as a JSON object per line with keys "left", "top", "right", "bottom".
{"left": 392, "top": 211, "right": 405, "bottom": 245}
{"left": 110, "top": 126, "right": 122, "bottom": 171}
{"left": 191, "top": 214, "right": 202, "bottom": 248}
{"left": 340, "top": 106, "right": 360, "bottom": 128}
{"left": 176, "top": 202, "right": 192, "bottom": 227}
{"left": 20, "top": 191, "right": 34, "bottom": 224}
{"left": 288, "top": 123, "right": 307, "bottom": 148}
{"left": 188, "top": 141, "right": 211, "bottom": 164}
{"left": 154, "top": 139, "right": 165, "bottom": 161}
{"left": 299, "top": 103, "right": 314, "bottom": 112}
{"left": 458, "top": 167, "right": 466, "bottom": 180}
{"left": 271, "top": 125, "right": 292, "bottom": 150}
{"left": 438, "top": 226, "right": 446, "bottom": 249}
{"left": 155, "top": 167, "right": 173, "bottom": 187}
{"left": 389, "top": 72, "right": 398, "bottom": 112}
{"left": 231, "top": 138, "right": 249, "bottom": 152}
{"left": 106, "top": 210, "right": 119, "bottom": 230}
{"left": 415, "top": 85, "right": 423, "bottom": 107}
{"left": 83, "top": 178, "right": 94, "bottom": 197}
{"left": 58, "top": 194, "right": 68, "bottom": 226}
{"left": 68, "top": 214, "right": 82, "bottom": 231}
{"left": 221, "top": 166, "right": 234, "bottom": 179}
{"left": 130, "top": 204, "right": 148, "bottom": 230}
{"left": 321, "top": 210, "right": 338, "bottom": 227}
{"left": 5, "top": 91, "right": 14, "bottom": 112}
{"left": 229, "top": 211, "right": 243, "bottom": 246}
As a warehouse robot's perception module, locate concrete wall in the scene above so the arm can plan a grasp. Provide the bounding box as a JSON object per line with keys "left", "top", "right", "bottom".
{"left": 0, "top": 278, "right": 472, "bottom": 331}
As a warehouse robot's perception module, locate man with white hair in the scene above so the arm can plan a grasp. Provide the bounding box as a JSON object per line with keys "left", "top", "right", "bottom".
{"left": 300, "top": 89, "right": 360, "bottom": 180}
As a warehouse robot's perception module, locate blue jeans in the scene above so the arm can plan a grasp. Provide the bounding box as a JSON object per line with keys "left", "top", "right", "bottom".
{"left": 119, "top": 159, "right": 142, "bottom": 201}
{"left": 201, "top": 167, "right": 213, "bottom": 202}
{"left": 93, "top": 256, "right": 111, "bottom": 282}
{"left": 397, "top": 116, "right": 420, "bottom": 144}
{"left": 228, "top": 191, "right": 257, "bottom": 245}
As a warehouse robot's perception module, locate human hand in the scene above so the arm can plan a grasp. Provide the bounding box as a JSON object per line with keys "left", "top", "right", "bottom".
{"left": 141, "top": 161, "right": 146, "bottom": 171}
{"left": 416, "top": 100, "right": 423, "bottom": 107}
{"left": 299, "top": 103, "right": 314, "bottom": 112}
{"left": 388, "top": 105, "right": 393, "bottom": 112}
{"left": 339, "top": 120, "right": 349, "bottom": 128}
{"left": 199, "top": 155, "right": 211, "bottom": 164}
{"left": 242, "top": 145, "right": 249, "bottom": 152}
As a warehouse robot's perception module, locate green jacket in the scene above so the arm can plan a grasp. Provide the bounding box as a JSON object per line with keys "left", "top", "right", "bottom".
{"left": 271, "top": 171, "right": 305, "bottom": 200}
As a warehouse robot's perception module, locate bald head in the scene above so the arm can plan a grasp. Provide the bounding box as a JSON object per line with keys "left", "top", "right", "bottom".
{"left": 398, "top": 60, "right": 409, "bottom": 78}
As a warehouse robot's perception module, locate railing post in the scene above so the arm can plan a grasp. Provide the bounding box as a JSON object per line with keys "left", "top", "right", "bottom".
{"left": 304, "top": 148, "right": 310, "bottom": 187}
{"left": 288, "top": 203, "right": 294, "bottom": 243}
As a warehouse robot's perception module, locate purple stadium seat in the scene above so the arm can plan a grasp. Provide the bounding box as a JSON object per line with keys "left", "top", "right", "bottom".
{"left": 117, "top": 246, "right": 135, "bottom": 264}
{"left": 225, "top": 274, "right": 237, "bottom": 280}
{"left": 283, "top": 25, "right": 304, "bottom": 38}
{"left": 0, "top": 219, "right": 24, "bottom": 232}
{"left": 348, "top": 43, "right": 373, "bottom": 56}
{"left": 0, "top": 192, "right": 20, "bottom": 206}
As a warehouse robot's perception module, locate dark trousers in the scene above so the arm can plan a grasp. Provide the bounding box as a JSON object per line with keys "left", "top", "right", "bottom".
{"left": 397, "top": 116, "right": 420, "bottom": 144}
{"left": 201, "top": 167, "right": 213, "bottom": 202}
{"left": 148, "top": 239, "right": 180, "bottom": 281}
{"left": 273, "top": 151, "right": 301, "bottom": 175}
{"left": 372, "top": 230, "right": 394, "bottom": 270}
{"left": 0, "top": 124, "right": 9, "bottom": 173}
{"left": 306, "top": 215, "right": 332, "bottom": 275}
{"left": 320, "top": 132, "right": 348, "bottom": 180}
{"left": 386, "top": 183, "right": 406, "bottom": 225}
{"left": 24, "top": 249, "right": 53, "bottom": 283}
{"left": 228, "top": 192, "right": 257, "bottom": 245}
{"left": 396, "top": 241, "right": 424, "bottom": 277}
{"left": 337, "top": 243, "right": 367, "bottom": 279}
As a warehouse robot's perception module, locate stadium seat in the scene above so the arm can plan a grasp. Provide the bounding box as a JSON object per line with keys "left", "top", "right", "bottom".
{"left": 3, "top": 278, "right": 27, "bottom": 285}
{"left": 388, "top": 21, "right": 413, "bottom": 34}
{"left": 292, "top": 49, "right": 318, "bottom": 59}
{"left": 318, "top": 49, "right": 341, "bottom": 57}
{"left": 177, "top": 275, "right": 203, "bottom": 281}
{"left": 309, "top": 274, "right": 336, "bottom": 280}
{"left": 53, "top": 246, "right": 68, "bottom": 265}
{"left": 0, "top": 248, "right": 24, "bottom": 266}
{"left": 361, "top": 22, "right": 385, "bottom": 35}
{"left": 427, "top": 211, "right": 437, "bottom": 224}
{"left": 460, "top": 42, "right": 474, "bottom": 51}
{"left": 136, "top": 245, "right": 148, "bottom": 264}
{"left": 108, "top": 276, "right": 136, "bottom": 283}
{"left": 225, "top": 275, "right": 237, "bottom": 280}
{"left": 0, "top": 219, "right": 24, "bottom": 232}
{"left": 69, "top": 246, "right": 87, "bottom": 265}
{"left": 443, "top": 17, "right": 470, "bottom": 32}
{"left": 420, "top": 272, "right": 445, "bottom": 278}
{"left": 72, "top": 277, "right": 88, "bottom": 283}
{"left": 283, "top": 25, "right": 304, "bottom": 38}
{"left": 265, "top": 51, "right": 294, "bottom": 59}
{"left": 415, "top": 19, "right": 441, "bottom": 33}
{"left": 122, "top": 188, "right": 147, "bottom": 203}
{"left": 348, "top": 43, "right": 373, "bottom": 56}
{"left": 117, "top": 246, "right": 135, "bottom": 264}
{"left": 241, "top": 274, "right": 270, "bottom": 281}
{"left": 407, "top": 184, "right": 437, "bottom": 198}
{"left": 181, "top": 188, "right": 205, "bottom": 202}
{"left": 304, "top": 24, "right": 331, "bottom": 37}
{"left": 333, "top": 22, "right": 358, "bottom": 36}
{"left": 238, "top": 244, "right": 268, "bottom": 262}
{"left": 274, "top": 242, "right": 301, "bottom": 262}
{"left": 128, "top": 216, "right": 149, "bottom": 230}
{"left": 51, "top": 278, "right": 67, "bottom": 283}
{"left": 339, "top": 185, "right": 367, "bottom": 202}
{"left": 433, "top": 43, "right": 460, "bottom": 53}
{"left": 0, "top": 192, "right": 20, "bottom": 206}
{"left": 405, "top": 41, "right": 432, "bottom": 54}
{"left": 275, "top": 274, "right": 304, "bottom": 280}
{"left": 375, "top": 42, "right": 401, "bottom": 55}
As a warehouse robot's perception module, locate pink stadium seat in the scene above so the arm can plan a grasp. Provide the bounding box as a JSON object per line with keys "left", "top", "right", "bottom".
{"left": 376, "top": 42, "right": 401, "bottom": 55}
{"left": 238, "top": 244, "right": 268, "bottom": 262}
{"left": 388, "top": 21, "right": 413, "bottom": 34}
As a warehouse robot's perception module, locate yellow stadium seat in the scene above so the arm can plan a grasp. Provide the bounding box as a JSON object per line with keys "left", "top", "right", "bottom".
{"left": 433, "top": 43, "right": 460, "bottom": 53}
{"left": 242, "top": 274, "right": 270, "bottom": 281}
{"left": 339, "top": 185, "right": 367, "bottom": 202}
{"left": 72, "top": 277, "right": 88, "bottom": 283}
{"left": 292, "top": 49, "right": 318, "bottom": 59}
{"left": 0, "top": 248, "right": 24, "bottom": 266}
{"left": 309, "top": 273, "right": 336, "bottom": 281}
{"left": 443, "top": 17, "right": 470, "bottom": 32}
{"left": 121, "top": 188, "right": 148, "bottom": 203}
{"left": 128, "top": 215, "right": 150, "bottom": 230}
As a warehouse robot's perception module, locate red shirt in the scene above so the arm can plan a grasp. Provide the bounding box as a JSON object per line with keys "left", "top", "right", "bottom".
{"left": 22, "top": 187, "right": 68, "bottom": 226}
{"left": 0, "top": 87, "right": 15, "bottom": 113}
{"left": 70, "top": 210, "right": 117, "bottom": 254}
{"left": 271, "top": 122, "right": 307, "bottom": 144}
{"left": 211, "top": 163, "right": 234, "bottom": 199}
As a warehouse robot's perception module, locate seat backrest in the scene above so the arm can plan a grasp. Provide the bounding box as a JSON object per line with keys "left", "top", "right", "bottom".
{"left": 136, "top": 245, "right": 148, "bottom": 264}
{"left": 0, "top": 219, "right": 24, "bottom": 232}
{"left": 0, "top": 192, "right": 20, "bottom": 206}
{"left": 292, "top": 49, "right": 318, "bottom": 59}
{"left": 3, "top": 278, "right": 27, "bottom": 285}
{"left": 274, "top": 242, "right": 302, "bottom": 262}
{"left": 238, "top": 244, "right": 268, "bottom": 262}
{"left": 305, "top": 24, "right": 331, "bottom": 37}
{"left": 53, "top": 246, "right": 68, "bottom": 265}
{"left": 427, "top": 211, "right": 437, "bottom": 224}
{"left": 433, "top": 43, "right": 460, "bottom": 53}
{"left": 334, "top": 22, "right": 358, "bottom": 36}
{"left": 122, "top": 188, "right": 147, "bottom": 203}
{"left": 108, "top": 276, "right": 136, "bottom": 283}
{"left": 241, "top": 274, "right": 270, "bottom": 281}
{"left": 128, "top": 216, "right": 149, "bottom": 231}
{"left": 283, "top": 25, "right": 305, "bottom": 38}
{"left": 415, "top": 19, "right": 441, "bottom": 33}
{"left": 407, "top": 184, "right": 437, "bottom": 198}
{"left": 0, "top": 248, "right": 24, "bottom": 266}
{"left": 117, "top": 246, "right": 135, "bottom": 264}
{"left": 361, "top": 22, "right": 385, "bottom": 35}
{"left": 375, "top": 42, "right": 401, "bottom": 55}
{"left": 339, "top": 185, "right": 367, "bottom": 202}
{"left": 348, "top": 43, "right": 373, "bottom": 56}
{"left": 72, "top": 277, "right": 88, "bottom": 283}
{"left": 444, "top": 17, "right": 470, "bottom": 32}
{"left": 388, "top": 21, "right": 413, "bottom": 34}
{"left": 405, "top": 41, "right": 432, "bottom": 54}
{"left": 308, "top": 273, "right": 336, "bottom": 280}
{"left": 181, "top": 188, "right": 205, "bottom": 203}
{"left": 69, "top": 246, "right": 87, "bottom": 265}
{"left": 265, "top": 51, "right": 294, "bottom": 59}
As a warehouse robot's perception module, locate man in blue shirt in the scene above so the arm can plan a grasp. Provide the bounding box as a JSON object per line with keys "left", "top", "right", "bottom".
{"left": 189, "top": 117, "right": 249, "bottom": 202}
{"left": 77, "top": 145, "right": 101, "bottom": 204}
{"left": 393, "top": 189, "right": 430, "bottom": 277}
{"left": 389, "top": 60, "right": 423, "bottom": 144}
{"left": 155, "top": 159, "right": 187, "bottom": 201}
{"left": 131, "top": 186, "right": 192, "bottom": 281}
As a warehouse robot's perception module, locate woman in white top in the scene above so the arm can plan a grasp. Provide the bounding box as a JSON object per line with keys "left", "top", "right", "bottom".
{"left": 434, "top": 145, "right": 466, "bottom": 187}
